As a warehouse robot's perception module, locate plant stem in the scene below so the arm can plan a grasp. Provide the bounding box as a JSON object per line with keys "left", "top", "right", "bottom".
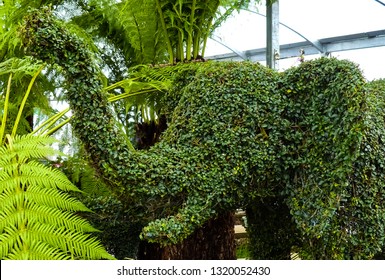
{"left": 11, "top": 65, "right": 44, "bottom": 138}
{"left": 0, "top": 73, "right": 12, "bottom": 144}
{"left": 186, "top": 0, "right": 196, "bottom": 61}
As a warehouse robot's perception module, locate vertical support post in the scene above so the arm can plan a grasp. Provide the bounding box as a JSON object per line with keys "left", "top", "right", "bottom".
{"left": 266, "top": 0, "right": 279, "bottom": 69}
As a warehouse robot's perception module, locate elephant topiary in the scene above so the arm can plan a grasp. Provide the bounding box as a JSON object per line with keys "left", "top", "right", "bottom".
{"left": 20, "top": 8, "right": 385, "bottom": 259}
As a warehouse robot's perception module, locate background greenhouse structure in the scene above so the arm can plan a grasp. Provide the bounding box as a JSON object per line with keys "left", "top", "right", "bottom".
{"left": 207, "top": 0, "right": 385, "bottom": 80}
{"left": 2, "top": 0, "right": 385, "bottom": 261}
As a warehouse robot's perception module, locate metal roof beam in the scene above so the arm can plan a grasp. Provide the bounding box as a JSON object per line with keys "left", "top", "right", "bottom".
{"left": 243, "top": 8, "right": 325, "bottom": 54}
{"left": 209, "top": 35, "right": 249, "bottom": 60}
{"left": 374, "top": 0, "right": 385, "bottom": 7}
{"left": 207, "top": 29, "right": 385, "bottom": 62}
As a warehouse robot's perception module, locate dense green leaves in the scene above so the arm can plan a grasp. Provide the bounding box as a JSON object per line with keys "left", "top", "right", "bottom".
{"left": 248, "top": 60, "right": 385, "bottom": 260}
{"left": 119, "top": 0, "right": 260, "bottom": 63}
{"left": 20, "top": 8, "right": 285, "bottom": 245}
{"left": 277, "top": 58, "right": 367, "bottom": 259}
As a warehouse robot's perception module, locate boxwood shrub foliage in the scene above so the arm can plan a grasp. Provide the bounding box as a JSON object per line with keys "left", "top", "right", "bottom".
{"left": 19, "top": 8, "right": 385, "bottom": 259}
{"left": 366, "top": 79, "right": 385, "bottom": 260}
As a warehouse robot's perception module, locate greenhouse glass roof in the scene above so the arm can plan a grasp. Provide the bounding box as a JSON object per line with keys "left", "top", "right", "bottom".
{"left": 205, "top": 0, "right": 385, "bottom": 80}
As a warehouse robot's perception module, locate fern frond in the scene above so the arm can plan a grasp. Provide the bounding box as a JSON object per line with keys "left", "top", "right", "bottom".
{"left": 0, "top": 226, "right": 71, "bottom": 260}
{"left": 0, "top": 227, "right": 21, "bottom": 259}
{"left": 120, "top": 0, "right": 167, "bottom": 64}
{"left": 61, "top": 232, "right": 115, "bottom": 260}
{"left": 1, "top": 134, "right": 61, "bottom": 160}
{"left": 0, "top": 186, "right": 89, "bottom": 213}
{"left": 0, "top": 57, "right": 44, "bottom": 81}
{"left": 26, "top": 185, "right": 88, "bottom": 211}
{"left": 0, "top": 171, "right": 23, "bottom": 194}
{"left": 5, "top": 240, "right": 70, "bottom": 260}
{"left": 26, "top": 224, "right": 112, "bottom": 260}
{"left": 0, "top": 201, "right": 96, "bottom": 236}
{"left": 10, "top": 133, "right": 58, "bottom": 150}
{"left": 0, "top": 24, "right": 23, "bottom": 58}
{"left": 27, "top": 203, "right": 97, "bottom": 232}
{"left": 19, "top": 162, "right": 81, "bottom": 192}
{"left": 0, "top": 134, "right": 114, "bottom": 260}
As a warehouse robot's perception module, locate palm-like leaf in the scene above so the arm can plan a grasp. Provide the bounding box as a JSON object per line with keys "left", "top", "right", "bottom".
{"left": 0, "top": 134, "right": 115, "bottom": 260}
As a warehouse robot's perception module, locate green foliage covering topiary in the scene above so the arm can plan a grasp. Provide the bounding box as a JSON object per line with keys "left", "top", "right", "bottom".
{"left": 19, "top": 8, "right": 385, "bottom": 259}
{"left": 367, "top": 78, "right": 385, "bottom": 260}
{"left": 280, "top": 58, "right": 369, "bottom": 259}
{"left": 139, "top": 61, "right": 289, "bottom": 244}
{"left": 247, "top": 60, "right": 385, "bottom": 260}
{"left": 19, "top": 8, "right": 287, "bottom": 246}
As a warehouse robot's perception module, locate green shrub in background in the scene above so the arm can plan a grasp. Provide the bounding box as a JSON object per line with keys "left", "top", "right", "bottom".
{"left": 80, "top": 196, "right": 142, "bottom": 259}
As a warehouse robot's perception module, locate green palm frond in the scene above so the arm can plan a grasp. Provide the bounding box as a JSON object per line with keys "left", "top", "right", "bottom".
{"left": 0, "top": 134, "right": 115, "bottom": 260}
